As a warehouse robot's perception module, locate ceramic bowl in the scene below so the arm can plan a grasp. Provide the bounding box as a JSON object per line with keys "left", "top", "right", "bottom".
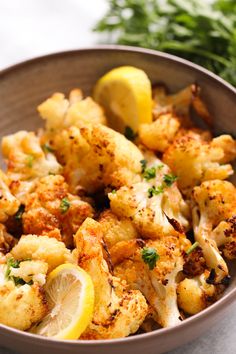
{"left": 0, "top": 46, "right": 235, "bottom": 354}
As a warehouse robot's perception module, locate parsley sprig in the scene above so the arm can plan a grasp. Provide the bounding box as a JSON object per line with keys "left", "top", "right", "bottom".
{"left": 94, "top": 0, "right": 236, "bottom": 86}
{"left": 141, "top": 247, "right": 160, "bottom": 270}
{"left": 60, "top": 198, "right": 70, "bottom": 214}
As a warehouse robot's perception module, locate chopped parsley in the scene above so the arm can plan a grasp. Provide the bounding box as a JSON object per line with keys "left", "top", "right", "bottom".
{"left": 124, "top": 126, "right": 137, "bottom": 141}
{"left": 140, "top": 159, "right": 147, "bottom": 173}
{"left": 163, "top": 173, "right": 177, "bottom": 187}
{"left": 143, "top": 167, "right": 156, "bottom": 181}
{"left": 15, "top": 205, "right": 25, "bottom": 221}
{"left": 186, "top": 241, "right": 200, "bottom": 255}
{"left": 5, "top": 258, "right": 26, "bottom": 285}
{"left": 42, "top": 143, "right": 54, "bottom": 153}
{"left": 60, "top": 198, "right": 70, "bottom": 214}
{"left": 157, "top": 164, "right": 164, "bottom": 170}
{"left": 148, "top": 185, "right": 164, "bottom": 198}
{"left": 111, "top": 189, "right": 116, "bottom": 194}
{"left": 26, "top": 154, "right": 34, "bottom": 168}
{"left": 141, "top": 247, "right": 160, "bottom": 270}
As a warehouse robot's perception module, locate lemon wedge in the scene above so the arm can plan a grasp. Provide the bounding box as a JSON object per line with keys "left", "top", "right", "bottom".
{"left": 93, "top": 66, "right": 152, "bottom": 133}
{"left": 31, "top": 263, "right": 94, "bottom": 339}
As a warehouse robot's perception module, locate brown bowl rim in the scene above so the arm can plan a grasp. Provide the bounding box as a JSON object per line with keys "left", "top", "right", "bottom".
{"left": 0, "top": 44, "right": 235, "bottom": 347}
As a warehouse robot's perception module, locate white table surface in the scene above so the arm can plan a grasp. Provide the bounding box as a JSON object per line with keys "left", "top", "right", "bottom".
{"left": 0, "top": 1, "right": 235, "bottom": 353}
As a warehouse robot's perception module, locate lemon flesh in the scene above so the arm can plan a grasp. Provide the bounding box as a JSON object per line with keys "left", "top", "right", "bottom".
{"left": 93, "top": 66, "right": 152, "bottom": 133}
{"left": 31, "top": 264, "right": 94, "bottom": 339}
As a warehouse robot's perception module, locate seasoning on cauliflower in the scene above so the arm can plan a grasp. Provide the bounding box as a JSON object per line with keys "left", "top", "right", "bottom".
{"left": 163, "top": 131, "right": 235, "bottom": 195}
{"left": 98, "top": 209, "right": 139, "bottom": 249}
{"left": 0, "top": 224, "right": 17, "bottom": 255}
{"left": 139, "top": 113, "right": 181, "bottom": 153}
{"left": 50, "top": 124, "right": 143, "bottom": 194}
{"left": 192, "top": 180, "right": 236, "bottom": 283}
{"left": 75, "top": 218, "right": 148, "bottom": 339}
{"left": 22, "top": 175, "right": 94, "bottom": 247}
{"left": 113, "top": 234, "right": 191, "bottom": 327}
{"left": 177, "top": 270, "right": 219, "bottom": 315}
{"left": 0, "top": 170, "right": 20, "bottom": 223}
{"left": 0, "top": 280, "right": 48, "bottom": 330}
{"left": 10, "top": 234, "right": 73, "bottom": 272}
{"left": 109, "top": 151, "right": 190, "bottom": 239}
{"left": 2, "top": 131, "right": 62, "bottom": 201}
{"left": 37, "top": 90, "right": 106, "bottom": 132}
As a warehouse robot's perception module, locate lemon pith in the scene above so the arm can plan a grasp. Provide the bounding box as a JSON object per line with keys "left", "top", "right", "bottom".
{"left": 93, "top": 66, "right": 152, "bottom": 133}
{"left": 30, "top": 263, "right": 94, "bottom": 340}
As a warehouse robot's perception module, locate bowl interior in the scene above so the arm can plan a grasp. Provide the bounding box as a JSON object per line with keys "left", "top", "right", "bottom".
{"left": 0, "top": 46, "right": 236, "bottom": 330}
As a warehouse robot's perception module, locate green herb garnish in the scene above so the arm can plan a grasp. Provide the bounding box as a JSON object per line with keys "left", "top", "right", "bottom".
{"left": 163, "top": 173, "right": 177, "bottom": 187}
{"left": 140, "top": 159, "right": 147, "bottom": 173}
{"left": 141, "top": 247, "right": 160, "bottom": 270}
{"left": 148, "top": 185, "right": 164, "bottom": 198}
{"left": 26, "top": 154, "right": 34, "bottom": 168}
{"left": 15, "top": 205, "right": 25, "bottom": 221}
{"left": 42, "top": 143, "right": 54, "bottom": 153}
{"left": 94, "top": 0, "right": 236, "bottom": 86}
{"left": 157, "top": 164, "right": 164, "bottom": 170}
{"left": 186, "top": 241, "right": 200, "bottom": 255}
{"left": 111, "top": 189, "right": 116, "bottom": 194}
{"left": 5, "top": 258, "right": 20, "bottom": 279}
{"left": 143, "top": 166, "right": 156, "bottom": 180}
{"left": 60, "top": 198, "right": 70, "bottom": 214}
{"left": 124, "top": 126, "right": 137, "bottom": 141}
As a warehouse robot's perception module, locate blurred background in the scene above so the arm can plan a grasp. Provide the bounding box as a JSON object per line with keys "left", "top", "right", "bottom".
{"left": 0, "top": 0, "right": 107, "bottom": 69}
{"left": 0, "top": 1, "right": 235, "bottom": 354}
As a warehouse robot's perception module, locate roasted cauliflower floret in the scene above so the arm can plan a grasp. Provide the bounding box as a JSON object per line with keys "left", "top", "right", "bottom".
{"left": 8, "top": 260, "right": 48, "bottom": 286}
{"left": 38, "top": 90, "right": 106, "bottom": 132}
{"left": 10, "top": 235, "right": 73, "bottom": 272}
{"left": 0, "top": 170, "right": 20, "bottom": 222}
{"left": 109, "top": 151, "right": 190, "bottom": 239}
{"left": 114, "top": 234, "right": 191, "bottom": 327}
{"left": 177, "top": 271, "right": 218, "bottom": 315}
{"left": 211, "top": 135, "right": 236, "bottom": 164}
{"left": 192, "top": 180, "right": 236, "bottom": 283}
{"left": 0, "top": 281, "right": 48, "bottom": 330}
{"left": 51, "top": 124, "right": 143, "bottom": 193}
{"left": 22, "top": 175, "right": 94, "bottom": 247}
{"left": 2, "top": 131, "right": 61, "bottom": 201}
{"left": 152, "top": 84, "right": 212, "bottom": 126}
{"left": 75, "top": 218, "right": 148, "bottom": 339}
{"left": 163, "top": 132, "right": 235, "bottom": 195}
{"left": 139, "top": 113, "right": 180, "bottom": 152}
{"left": 98, "top": 209, "right": 138, "bottom": 249}
{"left": 0, "top": 224, "right": 17, "bottom": 255}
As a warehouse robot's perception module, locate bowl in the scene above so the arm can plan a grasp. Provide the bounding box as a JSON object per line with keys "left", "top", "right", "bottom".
{"left": 0, "top": 45, "right": 235, "bottom": 354}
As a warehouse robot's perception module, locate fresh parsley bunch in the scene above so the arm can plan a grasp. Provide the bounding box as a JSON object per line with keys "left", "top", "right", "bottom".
{"left": 94, "top": 0, "right": 236, "bottom": 86}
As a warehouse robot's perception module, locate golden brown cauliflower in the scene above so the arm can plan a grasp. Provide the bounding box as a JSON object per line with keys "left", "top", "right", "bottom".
{"left": 22, "top": 175, "right": 94, "bottom": 247}
{"left": 192, "top": 180, "right": 236, "bottom": 283}
{"left": 177, "top": 270, "right": 218, "bottom": 315}
{"left": 98, "top": 209, "right": 139, "bottom": 249}
{"left": 152, "top": 84, "right": 212, "bottom": 126}
{"left": 10, "top": 234, "right": 73, "bottom": 272}
{"left": 75, "top": 218, "right": 148, "bottom": 339}
{"left": 2, "top": 131, "right": 61, "bottom": 201}
{"left": 38, "top": 90, "right": 106, "bottom": 132}
{"left": 51, "top": 124, "right": 143, "bottom": 194}
{"left": 114, "top": 233, "right": 191, "bottom": 327}
{"left": 163, "top": 132, "right": 235, "bottom": 195}
{"left": 109, "top": 150, "right": 190, "bottom": 239}
{"left": 139, "top": 113, "right": 180, "bottom": 152}
{"left": 0, "top": 280, "right": 48, "bottom": 330}
{"left": 0, "top": 170, "right": 20, "bottom": 223}
{"left": 0, "top": 224, "right": 17, "bottom": 255}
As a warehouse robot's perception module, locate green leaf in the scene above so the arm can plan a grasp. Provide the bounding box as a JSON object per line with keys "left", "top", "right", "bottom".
{"left": 163, "top": 173, "right": 177, "bottom": 186}
{"left": 60, "top": 198, "right": 70, "bottom": 214}
{"left": 141, "top": 247, "right": 160, "bottom": 270}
